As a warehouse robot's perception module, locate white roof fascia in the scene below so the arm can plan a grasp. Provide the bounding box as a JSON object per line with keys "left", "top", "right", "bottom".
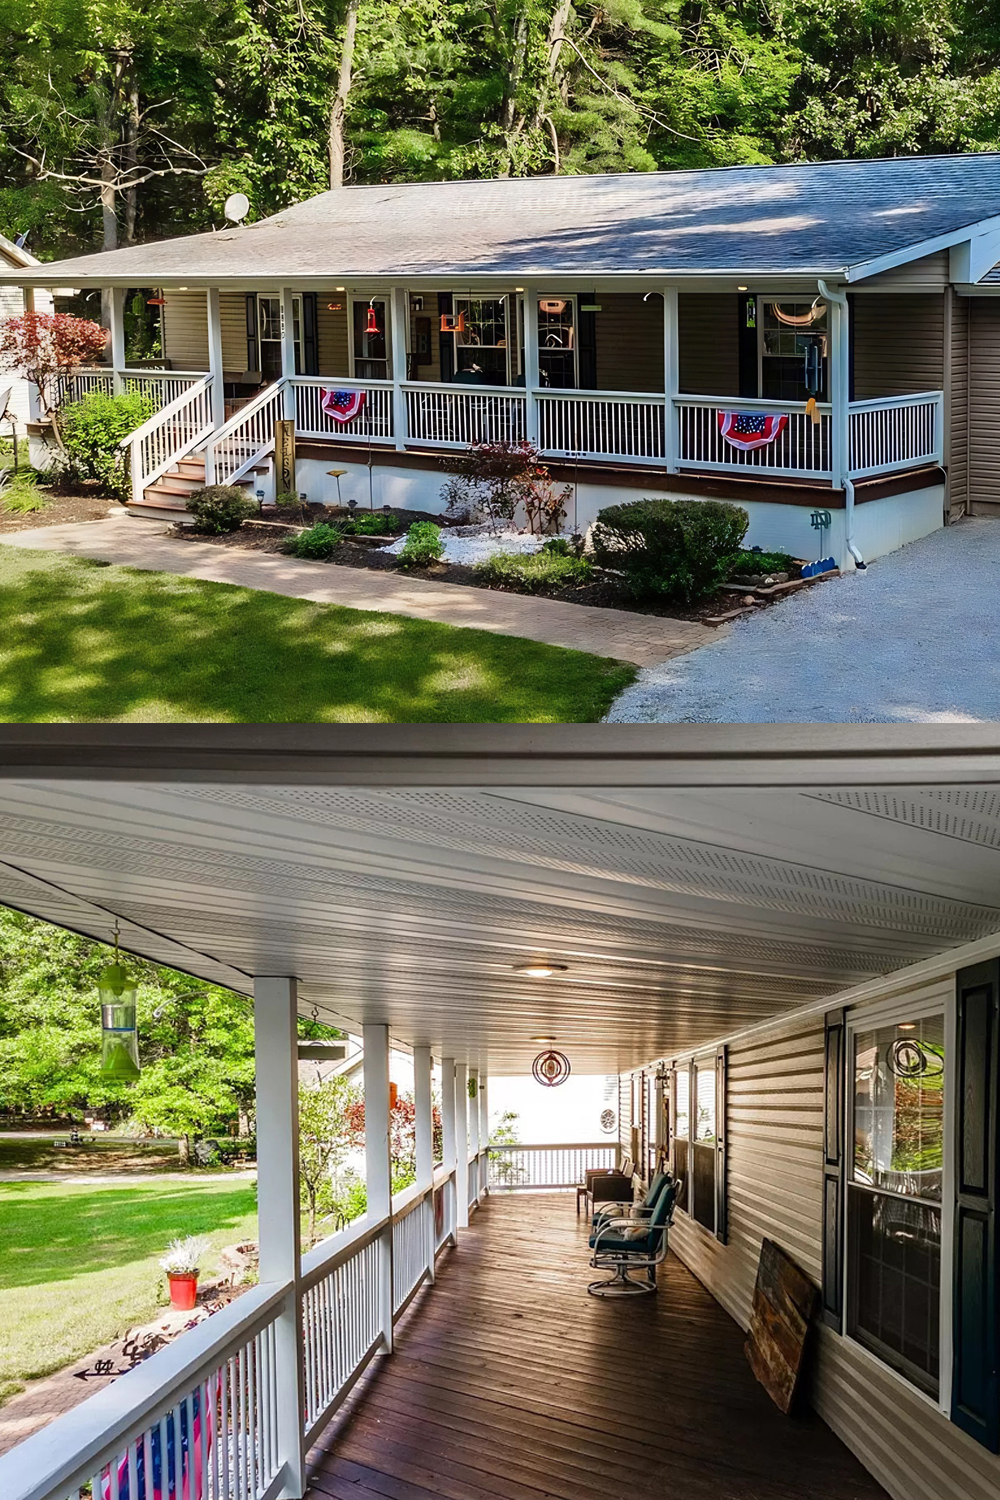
{"left": 949, "top": 223, "right": 1000, "bottom": 283}
{"left": 0, "top": 231, "right": 39, "bottom": 269}
{"left": 845, "top": 214, "right": 1000, "bottom": 282}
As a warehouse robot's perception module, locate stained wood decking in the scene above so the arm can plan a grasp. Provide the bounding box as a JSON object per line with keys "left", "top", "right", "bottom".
{"left": 305, "top": 1192, "right": 888, "bottom": 1500}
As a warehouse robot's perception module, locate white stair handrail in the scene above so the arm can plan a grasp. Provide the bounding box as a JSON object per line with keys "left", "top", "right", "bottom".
{"left": 118, "top": 374, "right": 212, "bottom": 451}
{"left": 205, "top": 378, "right": 287, "bottom": 485}
{"left": 120, "top": 375, "right": 215, "bottom": 505}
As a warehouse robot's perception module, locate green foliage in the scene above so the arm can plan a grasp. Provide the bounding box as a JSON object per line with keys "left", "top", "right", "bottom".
{"left": 186, "top": 485, "right": 257, "bottom": 534}
{"left": 0, "top": 470, "right": 47, "bottom": 514}
{"left": 728, "top": 548, "right": 795, "bottom": 576}
{"left": 61, "top": 389, "right": 157, "bottom": 500}
{"left": 591, "top": 497, "right": 749, "bottom": 603}
{"left": 475, "top": 549, "right": 594, "bottom": 593}
{"left": 541, "top": 537, "right": 572, "bottom": 557}
{"left": 342, "top": 511, "right": 401, "bottom": 535}
{"left": 281, "top": 522, "right": 344, "bottom": 559}
{"left": 298, "top": 1074, "right": 361, "bottom": 1245}
{"left": 397, "top": 520, "right": 444, "bottom": 568}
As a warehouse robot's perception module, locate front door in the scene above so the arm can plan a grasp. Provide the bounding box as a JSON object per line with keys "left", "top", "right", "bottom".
{"left": 258, "top": 294, "right": 302, "bottom": 381}
{"left": 759, "top": 297, "right": 828, "bottom": 401}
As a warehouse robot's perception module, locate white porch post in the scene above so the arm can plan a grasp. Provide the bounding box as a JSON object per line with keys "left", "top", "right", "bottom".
{"left": 441, "top": 1056, "right": 457, "bottom": 1243}
{"left": 109, "top": 287, "right": 126, "bottom": 393}
{"left": 206, "top": 287, "right": 226, "bottom": 429}
{"left": 390, "top": 286, "right": 408, "bottom": 451}
{"left": 363, "top": 1022, "right": 394, "bottom": 1353}
{"left": 455, "top": 1062, "right": 469, "bottom": 1229}
{"left": 413, "top": 1045, "right": 435, "bottom": 1281}
{"left": 280, "top": 285, "right": 297, "bottom": 419}
{"left": 828, "top": 292, "right": 850, "bottom": 485}
{"left": 467, "top": 1070, "right": 479, "bottom": 1207}
{"left": 663, "top": 287, "right": 679, "bottom": 473}
{"left": 23, "top": 288, "right": 40, "bottom": 421}
{"left": 523, "top": 287, "right": 539, "bottom": 446}
{"left": 478, "top": 1073, "right": 489, "bottom": 1196}
{"left": 254, "top": 976, "right": 306, "bottom": 1500}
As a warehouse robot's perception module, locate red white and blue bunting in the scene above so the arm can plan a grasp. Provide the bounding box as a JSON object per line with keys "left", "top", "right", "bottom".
{"left": 320, "top": 388, "right": 367, "bottom": 423}
{"left": 717, "top": 411, "right": 788, "bottom": 451}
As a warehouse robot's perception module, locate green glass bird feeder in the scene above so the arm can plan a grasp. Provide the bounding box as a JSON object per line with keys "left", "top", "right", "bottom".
{"left": 99, "top": 926, "right": 140, "bottom": 1081}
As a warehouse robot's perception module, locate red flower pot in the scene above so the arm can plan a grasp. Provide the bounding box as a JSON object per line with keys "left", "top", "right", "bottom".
{"left": 167, "top": 1271, "right": 199, "bottom": 1311}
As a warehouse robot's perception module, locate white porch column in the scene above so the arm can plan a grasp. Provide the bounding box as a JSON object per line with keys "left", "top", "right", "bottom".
{"left": 828, "top": 291, "right": 850, "bottom": 485}
{"left": 254, "top": 976, "right": 306, "bottom": 1500}
{"left": 206, "top": 287, "right": 226, "bottom": 429}
{"left": 413, "top": 1045, "right": 435, "bottom": 1281}
{"left": 363, "top": 1022, "right": 394, "bottom": 1353}
{"left": 523, "top": 287, "right": 539, "bottom": 445}
{"left": 663, "top": 287, "right": 679, "bottom": 473}
{"left": 23, "top": 288, "right": 39, "bottom": 421}
{"left": 478, "top": 1073, "right": 489, "bottom": 1196}
{"left": 467, "top": 1070, "right": 480, "bottom": 1208}
{"left": 441, "top": 1057, "right": 458, "bottom": 1244}
{"left": 109, "top": 287, "right": 126, "bottom": 393}
{"left": 455, "top": 1062, "right": 469, "bottom": 1229}
{"left": 280, "top": 285, "right": 297, "bottom": 419}
{"left": 390, "top": 286, "right": 408, "bottom": 451}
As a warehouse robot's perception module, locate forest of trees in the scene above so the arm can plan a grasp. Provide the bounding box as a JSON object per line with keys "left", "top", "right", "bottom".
{"left": 2, "top": 0, "right": 1000, "bottom": 264}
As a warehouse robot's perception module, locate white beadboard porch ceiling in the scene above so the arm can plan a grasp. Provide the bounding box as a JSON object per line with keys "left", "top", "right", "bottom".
{"left": 2, "top": 773, "right": 1000, "bottom": 1074}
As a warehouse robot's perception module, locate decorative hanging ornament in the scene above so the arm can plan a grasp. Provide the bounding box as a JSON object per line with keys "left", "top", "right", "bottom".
{"left": 99, "top": 923, "right": 140, "bottom": 1081}
{"left": 365, "top": 300, "right": 379, "bottom": 336}
{"left": 532, "top": 1049, "right": 571, "bottom": 1087}
{"left": 468, "top": 1076, "right": 478, "bottom": 1099}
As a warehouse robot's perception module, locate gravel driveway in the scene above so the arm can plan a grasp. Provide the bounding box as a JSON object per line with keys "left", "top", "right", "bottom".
{"left": 606, "top": 517, "right": 1000, "bottom": 723}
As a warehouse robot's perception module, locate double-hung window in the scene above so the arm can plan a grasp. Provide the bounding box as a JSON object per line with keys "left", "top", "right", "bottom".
{"left": 671, "top": 1051, "right": 726, "bottom": 1238}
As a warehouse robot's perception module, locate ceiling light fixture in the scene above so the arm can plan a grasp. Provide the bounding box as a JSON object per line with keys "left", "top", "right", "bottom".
{"left": 530, "top": 1035, "right": 557, "bottom": 1043}
{"left": 897, "top": 1023, "right": 917, "bottom": 1031}
{"left": 738, "top": 285, "right": 749, "bottom": 291}
{"left": 513, "top": 962, "right": 568, "bottom": 978}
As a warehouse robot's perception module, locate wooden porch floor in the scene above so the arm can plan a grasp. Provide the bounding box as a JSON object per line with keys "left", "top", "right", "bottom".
{"left": 305, "top": 1192, "right": 888, "bottom": 1500}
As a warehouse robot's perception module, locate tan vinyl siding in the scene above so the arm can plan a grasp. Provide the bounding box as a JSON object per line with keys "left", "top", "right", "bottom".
{"left": 160, "top": 290, "right": 209, "bottom": 370}
{"left": 947, "top": 291, "right": 969, "bottom": 515}
{"left": 594, "top": 294, "right": 664, "bottom": 393}
{"left": 857, "top": 249, "right": 950, "bottom": 289}
{"left": 968, "top": 297, "right": 1000, "bottom": 512}
{"left": 409, "top": 294, "right": 442, "bottom": 384}
{"left": 851, "top": 293, "right": 944, "bottom": 397}
{"left": 317, "top": 300, "right": 349, "bottom": 377}
{"left": 678, "top": 294, "right": 739, "bottom": 395}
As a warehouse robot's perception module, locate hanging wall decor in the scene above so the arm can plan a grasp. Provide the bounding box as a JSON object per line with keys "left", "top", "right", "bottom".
{"left": 532, "top": 1050, "right": 571, "bottom": 1087}
{"left": 99, "top": 925, "right": 140, "bottom": 1081}
{"left": 468, "top": 1076, "right": 478, "bottom": 1099}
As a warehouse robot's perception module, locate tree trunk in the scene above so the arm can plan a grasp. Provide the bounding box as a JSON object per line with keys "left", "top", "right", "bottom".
{"left": 329, "top": 0, "right": 360, "bottom": 189}
{"left": 124, "top": 72, "right": 140, "bottom": 246}
{"left": 178, "top": 1133, "right": 191, "bottom": 1167}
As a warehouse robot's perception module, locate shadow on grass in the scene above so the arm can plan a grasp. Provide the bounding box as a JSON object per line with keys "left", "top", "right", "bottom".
{"left": 0, "top": 551, "right": 635, "bottom": 723}
{"left": 0, "top": 1181, "right": 257, "bottom": 1290}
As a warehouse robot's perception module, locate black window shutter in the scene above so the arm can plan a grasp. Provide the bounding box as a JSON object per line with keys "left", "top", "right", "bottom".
{"left": 715, "top": 1045, "right": 728, "bottom": 1243}
{"left": 822, "top": 1007, "right": 847, "bottom": 1328}
{"left": 245, "top": 293, "right": 259, "bottom": 376}
{"left": 302, "top": 293, "right": 318, "bottom": 376}
{"left": 438, "top": 293, "right": 454, "bottom": 382}
{"left": 952, "top": 959, "right": 1000, "bottom": 1451}
{"left": 737, "top": 293, "right": 757, "bottom": 398}
{"left": 578, "top": 293, "right": 597, "bottom": 389}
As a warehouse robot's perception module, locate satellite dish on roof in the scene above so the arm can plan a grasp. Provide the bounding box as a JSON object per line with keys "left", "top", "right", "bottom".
{"left": 224, "top": 192, "right": 250, "bottom": 224}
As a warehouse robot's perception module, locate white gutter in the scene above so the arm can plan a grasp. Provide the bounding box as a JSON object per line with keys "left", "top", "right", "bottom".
{"left": 818, "top": 278, "right": 866, "bottom": 570}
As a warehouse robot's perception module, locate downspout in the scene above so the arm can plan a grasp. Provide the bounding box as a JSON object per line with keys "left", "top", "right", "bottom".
{"left": 818, "top": 279, "right": 866, "bottom": 569}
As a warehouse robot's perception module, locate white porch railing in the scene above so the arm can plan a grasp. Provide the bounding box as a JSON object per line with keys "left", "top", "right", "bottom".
{"left": 537, "top": 389, "right": 667, "bottom": 464}
{"left": 123, "top": 376, "right": 215, "bottom": 504}
{"left": 54, "top": 368, "right": 206, "bottom": 413}
{"left": 404, "top": 382, "right": 526, "bottom": 448}
{"left": 675, "top": 395, "right": 834, "bottom": 479}
{"left": 293, "top": 376, "right": 395, "bottom": 443}
{"left": 207, "top": 383, "right": 285, "bottom": 487}
{"left": 848, "top": 391, "right": 943, "bottom": 479}
{"left": 488, "top": 1141, "right": 617, "bottom": 1190}
{"left": 0, "top": 1279, "right": 291, "bottom": 1500}
{"left": 52, "top": 368, "right": 115, "bottom": 406}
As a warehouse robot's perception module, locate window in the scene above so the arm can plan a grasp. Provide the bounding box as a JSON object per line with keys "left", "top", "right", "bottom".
{"left": 351, "top": 298, "right": 389, "bottom": 379}
{"left": 453, "top": 297, "right": 513, "bottom": 385}
{"left": 257, "top": 295, "right": 301, "bottom": 380}
{"left": 846, "top": 1013, "right": 945, "bottom": 1397}
{"left": 673, "top": 1065, "right": 690, "bottom": 1201}
{"left": 537, "top": 296, "right": 576, "bottom": 388}
{"left": 692, "top": 1057, "right": 718, "bottom": 1232}
{"left": 759, "top": 298, "right": 828, "bottom": 402}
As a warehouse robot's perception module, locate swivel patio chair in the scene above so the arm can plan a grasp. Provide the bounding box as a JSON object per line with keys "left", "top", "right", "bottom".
{"left": 591, "top": 1168, "right": 670, "bottom": 1231}
{"left": 587, "top": 1176, "right": 677, "bottom": 1297}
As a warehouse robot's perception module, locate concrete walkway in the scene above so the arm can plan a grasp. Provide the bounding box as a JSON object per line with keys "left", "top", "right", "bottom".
{"left": 608, "top": 517, "right": 1000, "bottom": 722}
{"left": 2, "top": 515, "right": 718, "bottom": 668}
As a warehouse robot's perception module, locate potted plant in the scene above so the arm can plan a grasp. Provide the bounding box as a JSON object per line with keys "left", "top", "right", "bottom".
{"left": 160, "top": 1235, "right": 210, "bottom": 1311}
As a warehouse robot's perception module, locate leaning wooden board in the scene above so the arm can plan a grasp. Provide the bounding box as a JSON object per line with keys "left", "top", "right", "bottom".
{"left": 745, "top": 1237, "right": 820, "bottom": 1413}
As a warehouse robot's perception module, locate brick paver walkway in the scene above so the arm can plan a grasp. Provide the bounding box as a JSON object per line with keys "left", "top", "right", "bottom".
{"left": 2, "top": 516, "right": 718, "bottom": 667}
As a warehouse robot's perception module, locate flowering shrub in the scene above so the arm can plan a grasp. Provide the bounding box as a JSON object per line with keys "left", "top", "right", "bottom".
{"left": 441, "top": 440, "right": 570, "bottom": 534}
{"left": 61, "top": 389, "right": 157, "bottom": 501}
{"left": 0, "top": 312, "right": 107, "bottom": 448}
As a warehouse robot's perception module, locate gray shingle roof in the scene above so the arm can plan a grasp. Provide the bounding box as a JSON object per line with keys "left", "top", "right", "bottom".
{"left": 7, "top": 154, "right": 1000, "bottom": 286}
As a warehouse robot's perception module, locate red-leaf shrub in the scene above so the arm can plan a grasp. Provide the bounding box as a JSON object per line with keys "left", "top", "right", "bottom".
{"left": 0, "top": 312, "right": 108, "bottom": 440}
{"left": 441, "top": 439, "right": 571, "bottom": 534}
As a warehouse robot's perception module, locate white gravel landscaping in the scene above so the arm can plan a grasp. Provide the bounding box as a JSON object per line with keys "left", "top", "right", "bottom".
{"left": 606, "top": 517, "right": 1000, "bottom": 723}
{"left": 384, "top": 528, "right": 546, "bottom": 566}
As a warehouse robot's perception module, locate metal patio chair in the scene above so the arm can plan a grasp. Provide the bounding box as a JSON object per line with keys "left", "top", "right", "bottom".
{"left": 587, "top": 1175, "right": 677, "bottom": 1297}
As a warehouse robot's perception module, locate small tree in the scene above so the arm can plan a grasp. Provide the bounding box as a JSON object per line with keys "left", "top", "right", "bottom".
{"left": 0, "top": 312, "right": 108, "bottom": 450}
{"left": 342, "top": 1089, "right": 439, "bottom": 1193}
{"left": 441, "top": 440, "right": 571, "bottom": 534}
{"left": 298, "top": 1075, "right": 360, "bottom": 1246}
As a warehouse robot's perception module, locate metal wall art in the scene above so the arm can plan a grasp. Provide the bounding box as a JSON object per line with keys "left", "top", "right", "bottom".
{"left": 532, "top": 1049, "right": 571, "bottom": 1087}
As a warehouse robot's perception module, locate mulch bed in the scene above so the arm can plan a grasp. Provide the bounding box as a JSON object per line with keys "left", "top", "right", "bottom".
{"left": 0, "top": 481, "right": 117, "bottom": 534}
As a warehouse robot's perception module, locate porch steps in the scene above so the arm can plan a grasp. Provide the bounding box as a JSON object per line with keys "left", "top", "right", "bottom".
{"left": 128, "top": 453, "right": 270, "bottom": 521}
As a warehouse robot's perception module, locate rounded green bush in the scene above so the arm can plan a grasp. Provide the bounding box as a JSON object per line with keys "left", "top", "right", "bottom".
{"left": 397, "top": 521, "right": 444, "bottom": 568}
{"left": 474, "top": 549, "right": 593, "bottom": 593}
{"left": 185, "top": 486, "right": 257, "bottom": 534}
{"left": 281, "top": 522, "right": 344, "bottom": 559}
{"left": 591, "top": 497, "right": 749, "bottom": 603}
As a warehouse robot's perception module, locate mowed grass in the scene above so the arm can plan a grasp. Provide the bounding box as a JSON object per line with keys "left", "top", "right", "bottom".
{"left": 0, "top": 547, "right": 635, "bottom": 722}
{"left": 0, "top": 1179, "right": 258, "bottom": 1402}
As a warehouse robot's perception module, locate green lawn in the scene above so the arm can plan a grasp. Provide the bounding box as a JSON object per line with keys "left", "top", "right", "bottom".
{"left": 0, "top": 1179, "right": 258, "bottom": 1403}
{"left": 0, "top": 547, "right": 635, "bottom": 722}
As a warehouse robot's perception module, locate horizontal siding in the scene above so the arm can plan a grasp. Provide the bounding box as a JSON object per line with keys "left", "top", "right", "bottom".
{"left": 594, "top": 294, "right": 664, "bottom": 393}
{"left": 968, "top": 297, "right": 1000, "bottom": 512}
{"left": 318, "top": 299, "right": 349, "bottom": 376}
{"left": 858, "top": 249, "right": 950, "bottom": 289}
{"left": 852, "top": 293, "right": 944, "bottom": 397}
{"left": 161, "top": 290, "right": 209, "bottom": 370}
{"left": 220, "top": 293, "right": 248, "bottom": 373}
{"left": 678, "top": 294, "right": 739, "bottom": 395}
{"left": 947, "top": 291, "right": 969, "bottom": 515}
